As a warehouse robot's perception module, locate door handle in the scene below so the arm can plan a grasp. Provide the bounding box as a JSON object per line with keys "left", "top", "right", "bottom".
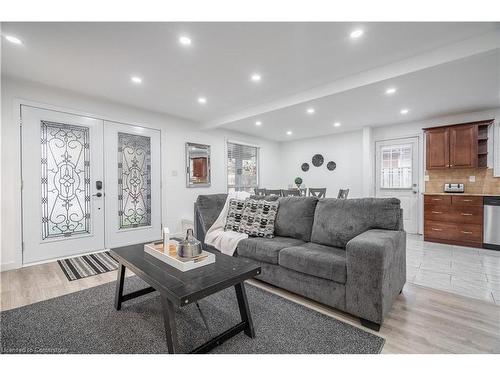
{"left": 93, "top": 192, "right": 103, "bottom": 198}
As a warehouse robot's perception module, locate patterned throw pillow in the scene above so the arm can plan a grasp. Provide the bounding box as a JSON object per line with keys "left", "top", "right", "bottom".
{"left": 238, "top": 199, "right": 279, "bottom": 238}
{"left": 224, "top": 199, "right": 246, "bottom": 232}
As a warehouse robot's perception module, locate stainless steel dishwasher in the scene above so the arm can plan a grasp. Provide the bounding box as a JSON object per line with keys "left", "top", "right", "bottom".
{"left": 483, "top": 196, "right": 500, "bottom": 250}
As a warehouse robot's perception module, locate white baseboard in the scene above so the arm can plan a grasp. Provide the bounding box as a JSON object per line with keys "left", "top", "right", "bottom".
{"left": 0, "top": 262, "right": 18, "bottom": 272}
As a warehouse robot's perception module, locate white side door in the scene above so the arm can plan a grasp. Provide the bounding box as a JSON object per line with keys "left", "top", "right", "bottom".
{"left": 21, "top": 106, "right": 105, "bottom": 264}
{"left": 103, "top": 121, "right": 161, "bottom": 248}
{"left": 375, "top": 137, "right": 419, "bottom": 234}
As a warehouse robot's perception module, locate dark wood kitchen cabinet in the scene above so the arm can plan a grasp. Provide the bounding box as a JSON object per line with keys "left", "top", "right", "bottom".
{"left": 424, "top": 119, "right": 492, "bottom": 170}
{"left": 424, "top": 194, "right": 483, "bottom": 248}
{"left": 425, "top": 127, "right": 449, "bottom": 169}
{"left": 449, "top": 124, "right": 477, "bottom": 168}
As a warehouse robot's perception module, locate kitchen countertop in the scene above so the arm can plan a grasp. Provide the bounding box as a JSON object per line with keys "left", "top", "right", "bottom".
{"left": 422, "top": 192, "right": 500, "bottom": 197}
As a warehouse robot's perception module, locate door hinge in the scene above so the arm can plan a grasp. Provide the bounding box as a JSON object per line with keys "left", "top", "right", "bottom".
{"left": 19, "top": 118, "right": 23, "bottom": 127}
{"left": 21, "top": 242, "right": 25, "bottom": 251}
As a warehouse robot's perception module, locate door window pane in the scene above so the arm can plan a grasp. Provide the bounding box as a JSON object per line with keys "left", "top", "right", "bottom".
{"left": 41, "top": 121, "right": 91, "bottom": 239}
{"left": 380, "top": 144, "right": 412, "bottom": 189}
{"left": 227, "top": 142, "right": 259, "bottom": 193}
{"left": 118, "top": 133, "right": 151, "bottom": 229}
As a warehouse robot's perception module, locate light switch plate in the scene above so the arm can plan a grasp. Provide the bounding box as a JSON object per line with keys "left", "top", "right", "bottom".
{"left": 469, "top": 175, "right": 476, "bottom": 182}
{"left": 171, "top": 170, "right": 178, "bottom": 177}
{"left": 424, "top": 175, "right": 430, "bottom": 181}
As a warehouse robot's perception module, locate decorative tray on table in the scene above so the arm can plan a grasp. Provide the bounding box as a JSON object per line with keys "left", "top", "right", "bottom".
{"left": 144, "top": 240, "right": 215, "bottom": 272}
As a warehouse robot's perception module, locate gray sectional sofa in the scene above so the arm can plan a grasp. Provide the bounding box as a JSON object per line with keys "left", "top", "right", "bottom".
{"left": 194, "top": 194, "right": 406, "bottom": 330}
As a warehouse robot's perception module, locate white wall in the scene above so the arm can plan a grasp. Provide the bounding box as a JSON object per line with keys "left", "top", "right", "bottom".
{"left": 0, "top": 76, "right": 281, "bottom": 270}
{"left": 278, "top": 130, "right": 364, "bottom": 198}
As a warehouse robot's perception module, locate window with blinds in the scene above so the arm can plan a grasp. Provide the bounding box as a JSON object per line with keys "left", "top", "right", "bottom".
{"left": 380, "top": 144, "right": 412, "bottom": 189}
{"left": 227, "top": 142, "right": 259, "bottom": 193}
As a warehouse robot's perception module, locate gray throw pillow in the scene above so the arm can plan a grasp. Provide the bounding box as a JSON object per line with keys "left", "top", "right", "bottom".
{"left": 238, "top": 199, "right": 279, "bottom": 238}
{"left": 224, "top": 199, "right": 246, "bottom": 232}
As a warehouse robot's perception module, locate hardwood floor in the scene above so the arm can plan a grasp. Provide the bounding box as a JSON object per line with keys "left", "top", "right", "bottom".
{"left": 1, "top": 241, "right": 499, "bottom": 353}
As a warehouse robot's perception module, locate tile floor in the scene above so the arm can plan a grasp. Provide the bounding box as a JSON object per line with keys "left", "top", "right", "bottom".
{"left": 406, "top": 234, "right": 500, "bottom": 304}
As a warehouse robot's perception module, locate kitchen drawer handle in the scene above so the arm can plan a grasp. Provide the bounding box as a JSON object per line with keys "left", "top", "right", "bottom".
{"left": 462, "top": 199, "right": 473, "bottom": 202}
{"left": 431, "top": 211, "right": 443, "bottom": 214}
{"left": 431, "top": 228, "right": 443, "bottom": 231}
{"left": 461, "top": 231, "right": 473, "bottom": 234}
{"left": 461, "top": 213, "right": 473, "bottom": 216}
{"left": 432, "top": 198, "right": 442, "bottom": 201}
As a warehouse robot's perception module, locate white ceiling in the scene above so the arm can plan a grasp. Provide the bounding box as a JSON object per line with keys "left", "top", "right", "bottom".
{"left": 223, "top": 50, "right": 500, "bottom": 140}
{"left": 2, "top": 22, "right": 499, "bottom": 140}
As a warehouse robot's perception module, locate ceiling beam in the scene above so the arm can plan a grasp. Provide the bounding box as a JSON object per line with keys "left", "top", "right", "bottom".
{"left": 202, "top": 29, "right": 500, "bottom": 129}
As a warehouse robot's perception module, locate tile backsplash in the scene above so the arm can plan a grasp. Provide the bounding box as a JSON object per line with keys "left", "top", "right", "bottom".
{"left": 425, "top": 168, "right": 500, "bottom": 194}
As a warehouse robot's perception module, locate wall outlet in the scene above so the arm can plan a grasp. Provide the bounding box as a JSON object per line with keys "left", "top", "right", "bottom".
{"left": 469, "top": 175, "right": 476, "bottom": 182}
{"left": 424, "top": 175, "right": 430, "bottom": 181}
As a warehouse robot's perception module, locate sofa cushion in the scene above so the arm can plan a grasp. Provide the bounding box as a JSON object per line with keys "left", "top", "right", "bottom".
{"left": 238, "top": 199, "right": 279, "bottom": 238}
{"left": 274, "top": 196, "right": 318, "bottom": 241}
{"left": 310, "top": 198, "right": 402, "bottom": 248}
{"left": 237, "top": 236, "right": 305, "bottom": 264}
{"left": 278, "top": 242, "right": 347, "bottom": 284}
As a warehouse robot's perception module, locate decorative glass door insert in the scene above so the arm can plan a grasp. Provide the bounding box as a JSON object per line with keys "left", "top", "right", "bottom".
{"left": 40, "top": 121, "right": 92, "bottom": 239}
{"left": 22, "top": 106, "right": 105, "bottom": 264}
{"left": 118, "top": 132, "right": 152, "bottom": 229}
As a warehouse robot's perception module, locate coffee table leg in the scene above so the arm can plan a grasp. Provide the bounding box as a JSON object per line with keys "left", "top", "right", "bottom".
{"left": 235, "top": 282, "right": 255, "bottom": 338}
{"left": 114, "top": 264, "right": 125, "bottom": 311}
{"left": 160, "top": 295, "right": 179, "bottom": 354}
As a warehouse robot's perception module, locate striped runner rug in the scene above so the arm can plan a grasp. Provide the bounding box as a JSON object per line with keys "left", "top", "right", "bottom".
{"left": 57, "top": 251, "right": 118, "bottom": 281}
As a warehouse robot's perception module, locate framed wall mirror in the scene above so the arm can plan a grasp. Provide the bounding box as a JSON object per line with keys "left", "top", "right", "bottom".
{"left": 186, "top": 142, "right": 211, "bottom": 187}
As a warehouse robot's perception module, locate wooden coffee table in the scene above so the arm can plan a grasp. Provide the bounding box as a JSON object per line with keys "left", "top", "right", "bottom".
{"left": 110, "top": 244, "right": 261, "bottom": 354}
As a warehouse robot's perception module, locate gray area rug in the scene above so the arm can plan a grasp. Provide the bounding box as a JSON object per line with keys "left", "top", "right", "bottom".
{"left": 0, "top": 277, "right": 384, "bottom": 354}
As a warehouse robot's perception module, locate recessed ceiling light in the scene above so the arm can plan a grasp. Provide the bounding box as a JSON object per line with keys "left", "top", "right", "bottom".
{"left": 255, "top": 121, "right": 262, "bottom": 126}
{"left": 333, "top": 122, "right": 341, "bottom": 127}
{"left": 306, "top": 108, "right": 315, "bottom": 114}
{"left": 130, "top": 76, "right": 142, "bottom": 84}
{"left": 250, "top": 73, "right": 262, "bottom": 82}
{"left": 350, "top": 29, "right": 364, "bottom": 39}
{"left": 385, "top": 87, "right": 397, "bottom": 95}
{"left": 5, "top": 35, "right": 23, "bottom": 45}
{"left": 400, "top": 108, "right": 409, "bottom": 115}
{"left": 198, "top": 97, "right": 207, "bottom": 104}
{"left": 286, "top": 130, "right": 293, "bottom": 136}
{"left": 179, "top": 35, "right": 192, "bottom": 46}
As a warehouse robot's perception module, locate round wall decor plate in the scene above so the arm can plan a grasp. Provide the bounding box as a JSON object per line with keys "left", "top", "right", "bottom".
{"left": 327, "top": 161, "right": 337, "bottom": 171}
{"left": 301, "top": 163, "right": 310, "bottom": 172}
{"left": 312, "top": 154, "right": 324, "bottom": 167}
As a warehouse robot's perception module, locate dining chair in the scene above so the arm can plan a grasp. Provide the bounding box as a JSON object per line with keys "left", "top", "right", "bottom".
{"left": 300, "top": 188, "right": 307, "bottom": 196}
{"left": 254, "top": 188, "right": 266, "bottom": 196}
{"left": 308, "top": 188, "right": 326, "bottom": 198}
{"left": 266, "top": 189, "right": 282, "bottom": 196}
{"left": 281, "top": 189, "right": 301, "bottom": 197}
{"left": 337, "top": 189, "right": 349, "bottom": 199}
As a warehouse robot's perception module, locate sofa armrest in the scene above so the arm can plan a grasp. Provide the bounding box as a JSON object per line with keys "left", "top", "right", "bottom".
{"left": 345, "top": 229, "right": 406, "bottom": 324}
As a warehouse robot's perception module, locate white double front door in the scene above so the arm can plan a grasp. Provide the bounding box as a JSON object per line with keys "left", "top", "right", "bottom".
{"left": 21, "top": 106, "right": 161, "bottom": 264}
